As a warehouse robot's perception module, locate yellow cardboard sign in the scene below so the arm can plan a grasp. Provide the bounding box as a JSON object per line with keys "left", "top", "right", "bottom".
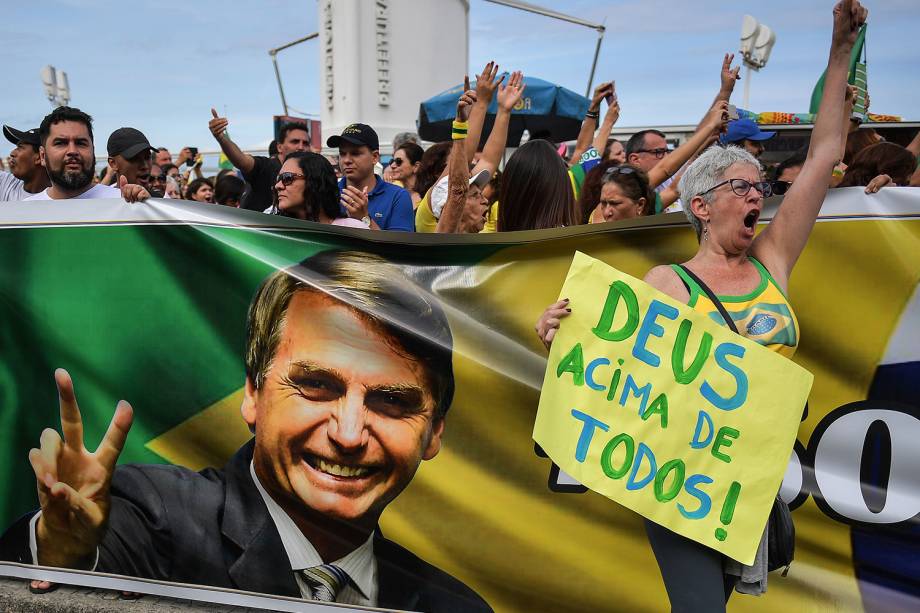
{"left": 534, "top": 252, "right": 813, "bottom": 564}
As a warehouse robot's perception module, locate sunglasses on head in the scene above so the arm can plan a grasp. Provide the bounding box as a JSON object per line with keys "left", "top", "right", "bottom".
{"left": 698, "top": 178, "right": 774, "bottom": 198}
{"left": 275, "top": 171, "right": 305, "bottom": 187}
{"left": 603, "top": 166, "right": 638, "bottom": 178}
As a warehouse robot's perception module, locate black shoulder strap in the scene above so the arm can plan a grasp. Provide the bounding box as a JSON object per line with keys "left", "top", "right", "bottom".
{"left": 677, "top": 264, "right": 739, "bottom": 334}
{"left": 678, "top": 265, "right": 808, "bottom": 421}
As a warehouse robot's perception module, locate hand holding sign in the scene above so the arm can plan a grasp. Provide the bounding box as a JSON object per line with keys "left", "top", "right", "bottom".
{"left": 533, "top": 252, "right": 812, "bottom": 564}
{"left": 30, "top": 369, "right": 133, "bottom": 569}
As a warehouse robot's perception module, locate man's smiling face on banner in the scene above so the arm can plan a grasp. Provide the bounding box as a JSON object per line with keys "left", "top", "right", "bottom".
{"left": 242, "top": 290, "right": 444, "bottom": 528}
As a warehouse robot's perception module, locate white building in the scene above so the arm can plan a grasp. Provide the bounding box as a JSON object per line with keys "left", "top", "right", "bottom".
{"left": 319, "top": 0, "right": 469, "bottom": 154}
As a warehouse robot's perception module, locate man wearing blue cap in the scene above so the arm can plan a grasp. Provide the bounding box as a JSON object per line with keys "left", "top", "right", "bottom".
{"left": 720, "top": 118, "right": 776, "bottom": 159}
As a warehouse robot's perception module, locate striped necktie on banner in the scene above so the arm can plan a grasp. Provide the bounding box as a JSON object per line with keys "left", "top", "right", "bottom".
{"left": 301, "top": 564, "right": 350, "bottom": 602}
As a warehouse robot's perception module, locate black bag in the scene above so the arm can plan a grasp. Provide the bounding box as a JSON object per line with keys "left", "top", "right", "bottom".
{"left": 678, "top": 265, "right": 795, "bottom": 574}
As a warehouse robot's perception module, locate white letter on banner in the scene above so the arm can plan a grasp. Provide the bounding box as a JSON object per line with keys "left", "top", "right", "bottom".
{"left": 813, "top": 409, "right": 920, "bottom": 523}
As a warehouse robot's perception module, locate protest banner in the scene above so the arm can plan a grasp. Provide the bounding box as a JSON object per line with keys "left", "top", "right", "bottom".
{"left": 534, "top": 251, "right": 813, "bottom": 564}
{"left": 0, "top": 188, "right": 918, "bottom": 611}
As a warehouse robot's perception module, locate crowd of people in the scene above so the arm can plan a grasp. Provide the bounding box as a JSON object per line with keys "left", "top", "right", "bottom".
{"left": 3, "top": 31, "right": 917, "bottom": 225}
{"left": 0, "top": 0, "right": 917, "bottom": 609}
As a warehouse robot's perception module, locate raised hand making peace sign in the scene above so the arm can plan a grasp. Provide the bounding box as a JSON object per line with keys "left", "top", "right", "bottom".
{"left": 30, "top": 369, "right": 133, "bottom": 569}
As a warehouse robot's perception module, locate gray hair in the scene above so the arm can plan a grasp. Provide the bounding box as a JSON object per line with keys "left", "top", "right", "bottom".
{"left": 392, "top": 131, "right": 420, "bottom": 151}
{"left": 679, "top": 145, "right": 762, "bottom": 239}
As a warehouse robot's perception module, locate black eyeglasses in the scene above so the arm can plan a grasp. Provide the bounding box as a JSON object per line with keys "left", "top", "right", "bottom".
{"left": 698, "top": 178, "right": 773, "bottom": 198}
{"left": 636, "top": 148, "right": 669, "bottom": 159}
{"left": 275, "top": 172, "right": 305, "bottom": 187}
{"left": 389, "top": 158, "right": 404, "bottom": 167}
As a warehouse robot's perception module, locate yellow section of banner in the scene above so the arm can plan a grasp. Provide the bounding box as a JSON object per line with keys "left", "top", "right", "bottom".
{"left": 147, "top": 201, "right": 920, "bottom": 611}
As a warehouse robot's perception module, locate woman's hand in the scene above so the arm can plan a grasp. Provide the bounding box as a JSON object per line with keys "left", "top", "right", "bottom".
{"left": 832, "top": 0, "right": 868, "bottom": 50}
{"left": 589, "top": 82, "right": 614, "bottom": 114}
{"left": 535, "top": 298, "right": 571, "bottom": 351}
{"left": 474, "top": 61, "right": 502, "bottom": 106}
{"left": 865, "top": 173, "right": 892, "bottom": 193}
{"left": 704, "top": 100, "right": 730, "bottom": 136}
{"left": 720, "top": 53, "right": 741, "bottom": 95}
{"left": 497, "top": 71, "right": 525, "bottom": 113}
{"left": 456, "top": 76, "right": 477, "bottom": 123}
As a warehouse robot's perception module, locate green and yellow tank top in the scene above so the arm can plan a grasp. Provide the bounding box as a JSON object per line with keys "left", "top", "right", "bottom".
{"left": 670, "top": 257, "right": 799, "bottom": 358}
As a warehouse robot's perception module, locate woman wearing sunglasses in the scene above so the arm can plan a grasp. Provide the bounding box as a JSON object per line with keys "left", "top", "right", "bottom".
{"left": 388, "top": 142, "right": 424, "bottom": 208}
{"left": 273, "top": 151, "right": 369, "bottom": 228}
{"left": 536, "top": 2, "right": 866, "bottom": 610}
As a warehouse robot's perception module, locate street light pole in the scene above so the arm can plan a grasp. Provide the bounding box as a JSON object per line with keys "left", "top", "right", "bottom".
{"left": 267, "top": 32, "right": 319, "bottom": 116}
{"left": 586, "top": 26, "right": 606, "bottom": 98}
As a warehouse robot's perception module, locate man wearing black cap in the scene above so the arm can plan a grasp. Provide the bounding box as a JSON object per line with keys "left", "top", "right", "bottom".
{"left": 328, "top": 124, "right": 413, "bottom": 232}
{"left": 1, "top": 125, "right": 50, "bottom": 201}
{"left": 107, "top": 127, "right": 156, "bottom": 188}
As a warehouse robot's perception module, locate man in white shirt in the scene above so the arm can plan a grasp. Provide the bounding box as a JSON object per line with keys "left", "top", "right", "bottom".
{"left": 24, "top": 107, "right": 148, "bottom": 202}
{"left": 1, "top": 125, "right": 50, "bottom": 201}
{"left": 0, "top": 251, "right": 490, "bottom": 612}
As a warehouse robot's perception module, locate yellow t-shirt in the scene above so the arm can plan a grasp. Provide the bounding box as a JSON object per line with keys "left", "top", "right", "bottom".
{"left": 415, "top": 191, "right": 437, "bottom": 233}
{"left": 415, "top": 193, "right": 499, "bottom": 234}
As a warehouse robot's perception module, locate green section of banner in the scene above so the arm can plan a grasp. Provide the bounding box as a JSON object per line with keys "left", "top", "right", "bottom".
{"left": 0, "top": 223, "right": 503, "bottom": 527}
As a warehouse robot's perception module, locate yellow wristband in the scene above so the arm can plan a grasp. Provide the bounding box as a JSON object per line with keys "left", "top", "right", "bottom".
{"left": 452, "top": 120, "right": 468, "bottom": 141}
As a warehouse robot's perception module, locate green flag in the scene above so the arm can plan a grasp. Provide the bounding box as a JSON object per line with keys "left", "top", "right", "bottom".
{"left": 809, "top": 24, "right": 867, "bottom": 118}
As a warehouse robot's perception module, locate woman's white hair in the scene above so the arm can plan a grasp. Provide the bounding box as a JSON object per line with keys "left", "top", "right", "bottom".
{"left": 678, "top": 145, "right": 762, "bottom": 239}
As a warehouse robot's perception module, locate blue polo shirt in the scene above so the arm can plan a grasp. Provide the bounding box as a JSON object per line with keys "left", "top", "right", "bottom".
{"left": 338, "top": 175, "right": 414, "bottom": 232}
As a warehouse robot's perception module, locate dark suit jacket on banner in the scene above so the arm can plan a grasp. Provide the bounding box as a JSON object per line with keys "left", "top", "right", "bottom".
{"left": 0, "top": 440, "right": 491, "bottom": 613}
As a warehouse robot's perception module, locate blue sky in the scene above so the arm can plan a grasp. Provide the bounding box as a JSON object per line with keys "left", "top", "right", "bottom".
{"left": 4, "top": 0, "right": 918, "bottom": 154}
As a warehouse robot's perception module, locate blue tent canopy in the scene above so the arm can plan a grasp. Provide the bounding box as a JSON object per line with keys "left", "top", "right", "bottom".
{"left": 417, "top": 74, "right": 590, "bottom": 146}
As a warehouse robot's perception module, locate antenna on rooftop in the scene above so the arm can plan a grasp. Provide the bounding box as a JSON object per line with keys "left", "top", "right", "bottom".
{"left": 40, "top": 65, "right": 71, "bottom": 108}
{"left": 739, "top": 16, "right": 776, "bottom": 110}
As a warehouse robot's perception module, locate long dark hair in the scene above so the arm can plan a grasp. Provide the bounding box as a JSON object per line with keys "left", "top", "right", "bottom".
{"left": 843, "top": 127, "right": 880, "bottom": 165}
{"left": 498, "top": 140, "right": 577, "bottom": 231}
{"left": 283, "top": 151, "right": 342, "bottom": 221}
{"left": 414, "top": 142, "right": 451, "bottom": 198}
{"left": 838, "top": 142, "right": 915, "bottom": 187}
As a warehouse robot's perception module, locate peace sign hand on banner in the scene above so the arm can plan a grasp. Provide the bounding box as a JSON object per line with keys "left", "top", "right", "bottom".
{"left": 30, "top": 369, "right": 134, "bottom": 569}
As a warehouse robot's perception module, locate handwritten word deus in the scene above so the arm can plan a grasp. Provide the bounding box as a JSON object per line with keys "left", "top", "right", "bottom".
{"left": 558, "top": 280, "right": 750, "bottom": 414}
